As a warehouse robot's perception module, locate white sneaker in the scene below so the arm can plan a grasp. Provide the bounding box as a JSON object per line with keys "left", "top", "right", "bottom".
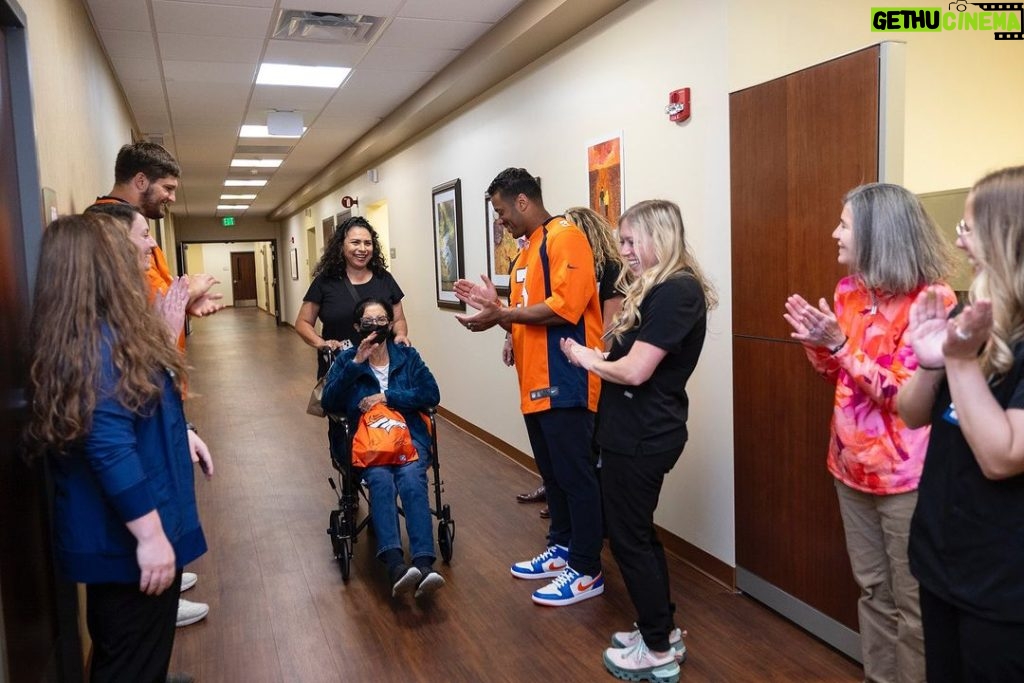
{"left": 176, "top": 598, "right": 209, "bottom": 627}
{"left": 603, "top": 640, "right": 681, "bottom": 683}
{"left": 180, "top": 572, "right": 198, "bottom": 592}
{"left": 611, "top": 624, "right": 686, "bottom": 662}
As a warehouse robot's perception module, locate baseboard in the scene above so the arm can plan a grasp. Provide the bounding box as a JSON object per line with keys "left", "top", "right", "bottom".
{"left": 435, "top": 405, "right": 737, "bottom": 590}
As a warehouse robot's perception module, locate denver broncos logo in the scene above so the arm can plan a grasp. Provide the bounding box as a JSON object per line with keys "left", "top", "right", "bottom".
{"left": 367, "top": 416, "right": 408, "bottom": 433}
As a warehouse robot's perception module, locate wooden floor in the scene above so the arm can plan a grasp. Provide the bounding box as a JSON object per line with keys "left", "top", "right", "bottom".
{"left": 170, "top": 308, "right": 861, "bottom": 682}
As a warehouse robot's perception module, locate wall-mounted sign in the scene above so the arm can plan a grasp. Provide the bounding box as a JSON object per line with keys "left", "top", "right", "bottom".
{"left": 341, "top": 195, "right": 358, "bottom": 209}
{"left": 222, "top": 216, "right": 235, "bottom": 227}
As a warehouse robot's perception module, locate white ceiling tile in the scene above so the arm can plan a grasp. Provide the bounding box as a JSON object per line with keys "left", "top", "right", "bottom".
{"left": 284, "top": 0, "right": 405, "bottom": 15}
{"left": 377, "top": 17, "right": 490, "bottom": 51}
{"left": 163, "top": 60, "right": 257, "bottom": 84}
{"left": 98, "top": 30, "right": 158, "bottom": 60}
{"left": 248, "top": 84, "right": 335, "bottom": 114}
{"left": 84, "top": 0, "right": 152, "bottom": 31}
{"left": 167, "top": 82, "right": 250, "bottom": 124}
{"left": 153, "top": 1, "right": 272, "bottom": 39}
{"left": 159, "top": 0, "right": 278, "bottom": 7}
{"left": 322, "top": 69, "right": 433, "bottom": 118}
{"left": 356, "top": 46, "right": 458, "bottom": 72}
{"left": 111, "top": 57, "right": 162, "bottom": 82}
{"left": 159, "top": 33, "right": 263, "bottom": 63}
{"left": 120, "top": 78, "right": 167, "bottom": 103}
{"left": 399, "top": 0, "right": 522, "bottom": 23}
{"left": 262, "top": 39, "right": 366, "bottom": 68}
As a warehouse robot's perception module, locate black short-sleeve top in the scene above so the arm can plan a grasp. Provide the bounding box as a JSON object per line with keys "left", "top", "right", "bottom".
{"left": 909, "top": 342, "right": 1024, "bottom": 623}
{"left": 303, "top": 270, "right": 404, "bottom": 376}
{"left": 596, "top": 272, "right": 707, "bottom": 455}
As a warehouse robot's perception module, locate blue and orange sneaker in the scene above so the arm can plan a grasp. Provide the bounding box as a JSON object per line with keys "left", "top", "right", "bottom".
{"left": 531, "top": 566, "right": 604, "bottom": 606}
{"left": 510, "top": 545, "right": 568, "bottom": 580}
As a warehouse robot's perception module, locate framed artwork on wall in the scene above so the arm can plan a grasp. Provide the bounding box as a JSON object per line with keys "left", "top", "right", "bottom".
{"left": 289, "top": 247, "right": 299, "bottom": 280}
{"left": 587, "top": 132, "right": 624, "bottom": 228}
{"left": 431, "top": 178, "right": 465, "bottom": 310}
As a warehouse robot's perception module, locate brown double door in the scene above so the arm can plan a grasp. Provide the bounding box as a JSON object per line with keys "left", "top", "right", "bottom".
{"left": 731, "top": 46, "right": 881, "bottom": 654}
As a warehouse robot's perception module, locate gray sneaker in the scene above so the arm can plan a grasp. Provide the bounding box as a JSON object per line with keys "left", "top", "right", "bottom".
{"left": 390, "top": 565, "right": 422, "bottom": 597}
{"left": 414, "top": 571, "right": 446, "bottom": 598}
{"left": 610, "top": 624, "right": 686, "bottom": 662}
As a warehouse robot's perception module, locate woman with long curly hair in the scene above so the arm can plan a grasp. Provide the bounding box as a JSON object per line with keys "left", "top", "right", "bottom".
{"left": 27, "top": 213, "right": 208, "bottom": 682}
{"left": 295, "top": 216, "right": 409, "bottom": 379}
{"left": 898, "top": 166, "right": 1024, "bottom": 681}
{"left": 564, "top": 206, "right": 628, "bottom": 336}
{"left": 561, "top": 199, "right": 715, "bottom": 682}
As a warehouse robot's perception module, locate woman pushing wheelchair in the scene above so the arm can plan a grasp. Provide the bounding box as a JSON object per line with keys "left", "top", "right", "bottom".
{"left": 321, "top": 297, "right": 446, "bottom": 599}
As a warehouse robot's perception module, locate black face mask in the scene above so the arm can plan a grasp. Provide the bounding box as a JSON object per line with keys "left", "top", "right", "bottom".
{"left": 358, "top": 323, "right": 391, "bottom": 341}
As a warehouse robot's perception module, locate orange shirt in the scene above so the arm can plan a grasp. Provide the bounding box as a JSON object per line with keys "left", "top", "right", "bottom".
{"left": 509, "top": 217, "right": 602, "bottom": 414}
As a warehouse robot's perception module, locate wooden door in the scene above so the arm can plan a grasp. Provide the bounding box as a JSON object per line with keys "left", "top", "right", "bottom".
{"left": 731, "top": 46, "right": 880, "bottom": 656}
{"left": 231, "top": 251, "right": 257, "bottom": 306}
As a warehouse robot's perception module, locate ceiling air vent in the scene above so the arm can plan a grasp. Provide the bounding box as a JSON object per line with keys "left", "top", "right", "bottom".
{"left": 273, "top": 10, "right": 385, "bottom": 44}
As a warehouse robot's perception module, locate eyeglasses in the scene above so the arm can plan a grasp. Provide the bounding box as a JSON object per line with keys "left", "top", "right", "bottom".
{"left": 359, "top": 316, "right": 390, "bottom": 326}
{"left": 955, "top": 219, "right": 972, "bottom": 237}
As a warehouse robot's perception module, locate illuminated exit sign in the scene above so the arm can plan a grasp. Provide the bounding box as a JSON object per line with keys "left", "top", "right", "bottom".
{"left": 222, "top": 216, "right": 235, "bottom": 227}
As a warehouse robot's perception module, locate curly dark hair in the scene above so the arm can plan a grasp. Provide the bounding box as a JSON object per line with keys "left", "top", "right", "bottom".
{"left": 313, "top": 216, "right": 388, "bottom": 278}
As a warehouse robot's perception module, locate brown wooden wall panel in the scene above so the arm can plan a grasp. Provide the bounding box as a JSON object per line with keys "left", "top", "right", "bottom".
{"left": 731, "top": 46, "right": 881, "bottom": 634}
{"left": 730, "top": 78, "right": 789, "bottom": 339}
{"left": 732, "top": 47, "right": 878, "bottom": 342}
{"left": 733, "top": 338, "right": 858, "bottom": 628}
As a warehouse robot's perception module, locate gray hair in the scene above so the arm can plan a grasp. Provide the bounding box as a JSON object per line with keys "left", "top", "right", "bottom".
{"left": 844, "top": 183, "right": 950, "bottom": 294}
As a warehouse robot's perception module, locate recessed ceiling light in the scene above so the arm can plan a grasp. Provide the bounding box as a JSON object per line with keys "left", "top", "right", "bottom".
{"left": 221, "top": 194, "right": 257, "bottom": 200}
{"left": 224, "top": 179, "right": 267, "bottom": 187}
{"left": 231, "top": 158, "right": 283, "bottom": 168}
{"left": 239, "top": 124, "right": 306, "bottom": 138}
{"left": 218, "top": 204, "right": 250, "bottom": 211}
{"left": 256, "top": 62, "right": 350, "bottom": 88}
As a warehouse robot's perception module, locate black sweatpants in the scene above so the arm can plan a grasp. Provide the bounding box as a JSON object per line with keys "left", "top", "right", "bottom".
{"left": 602, "top": 446, "right": 681, "bottom": 652}
{"left": 86, "top": 572, "right": 181, "bottom": 683}
{"left": 919, "top": 584, "right": 1024, "bottom": 682}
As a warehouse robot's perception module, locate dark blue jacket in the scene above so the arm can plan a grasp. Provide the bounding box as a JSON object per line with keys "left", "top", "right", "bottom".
{"left": 321, "top": 340, "right": 440, "bottom": 459}
{"left": 51, "top": 331, "right": 206, "bottom": 584}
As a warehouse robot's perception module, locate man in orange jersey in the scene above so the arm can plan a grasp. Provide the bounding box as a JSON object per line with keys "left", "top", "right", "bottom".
{"left": 455, "top": 168, "right": 605, "bottom": 607}
{"left": 93, "top": 142, "right": 222, "bottom": 320}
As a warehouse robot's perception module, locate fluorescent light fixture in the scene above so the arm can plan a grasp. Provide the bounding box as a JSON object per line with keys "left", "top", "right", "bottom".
{"left": 239, "top": 124, "right": 305, "bottom": 138}
{"left": 218, "top": 204, "right": 250, "bottom": 211}
{"left": 221, "top": 194, "right": 257, "bottom": 200}
{"left": 256, "top": 63, "right": 349, "bottom": 88}
{"left": 231, "top": 158, "right": 283, "bottom": 168}
{"left": 224, "top": 179, "right": 267, "bottom": 187}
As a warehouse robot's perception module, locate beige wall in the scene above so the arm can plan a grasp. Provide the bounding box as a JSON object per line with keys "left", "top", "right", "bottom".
{"left": 729, "top": 0, "right": 1024, "bottom": 193}
{"left": 22, "top": 0, "right": 133, "bottom": 216}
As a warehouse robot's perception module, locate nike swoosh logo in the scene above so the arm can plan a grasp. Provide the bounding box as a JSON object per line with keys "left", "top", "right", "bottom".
{"left": 545, "top": 560, "right": 565, "bottom": 571}
{"left": 576, "top": 575, "right": 601, "bottom": 591}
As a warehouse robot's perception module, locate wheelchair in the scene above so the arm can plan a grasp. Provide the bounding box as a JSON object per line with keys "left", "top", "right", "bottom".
{"left": 320, "top": 350, "right": 455, "bottom": 581}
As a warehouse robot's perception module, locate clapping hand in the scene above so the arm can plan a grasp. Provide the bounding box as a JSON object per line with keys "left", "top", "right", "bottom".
{"left": 907, "top": 287, "right": 951, "bottom": 368}
{"left": 783, "top": 294, "right": 845, "bottom": 349}
{"left": 155, "top": 276, "right": 190, "bottom": 341}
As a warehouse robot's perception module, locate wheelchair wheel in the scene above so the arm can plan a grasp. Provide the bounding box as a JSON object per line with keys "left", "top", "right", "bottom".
{"left": 436, "top": 509, "right": 452, "bottom": 565}
{"left": 328, "top": 509, "right": 353, "bottom": 581}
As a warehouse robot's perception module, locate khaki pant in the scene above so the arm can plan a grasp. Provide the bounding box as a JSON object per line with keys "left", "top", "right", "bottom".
{"left": 835, "top": 480, "right": 925, "bottom": 683}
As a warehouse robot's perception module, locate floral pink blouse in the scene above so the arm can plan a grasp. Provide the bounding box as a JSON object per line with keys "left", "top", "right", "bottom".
{"left": 804, "top": 275, "right": 956, "bottom": 495}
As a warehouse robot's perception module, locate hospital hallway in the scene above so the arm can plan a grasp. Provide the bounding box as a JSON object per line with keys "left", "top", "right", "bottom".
{"left": 169, "top": 307, "right": 861, "bottom": 682}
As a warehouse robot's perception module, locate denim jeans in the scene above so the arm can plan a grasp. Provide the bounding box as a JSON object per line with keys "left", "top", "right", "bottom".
{"left": 363, "top": 454, "right": 435, "bottom": 563}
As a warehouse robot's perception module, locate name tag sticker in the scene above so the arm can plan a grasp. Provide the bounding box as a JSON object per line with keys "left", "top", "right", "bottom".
{"left": 942, "top": 402, "right": 959, "bottom": 426}
{"left": 515, "top": 268, "right": 526, "bottom": 283}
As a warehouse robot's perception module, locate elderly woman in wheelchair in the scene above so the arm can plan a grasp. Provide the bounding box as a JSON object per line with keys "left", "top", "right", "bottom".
{"left": 321, "top": 297, "right": 445, "bottom": 598}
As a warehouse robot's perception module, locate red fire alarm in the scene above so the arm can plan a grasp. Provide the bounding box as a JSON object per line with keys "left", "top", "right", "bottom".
{"left": 666, "top": 88, "right": 691, "bottom": 123}
{"left": 341, "top": 195, "right": 358, "bottom": 209}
